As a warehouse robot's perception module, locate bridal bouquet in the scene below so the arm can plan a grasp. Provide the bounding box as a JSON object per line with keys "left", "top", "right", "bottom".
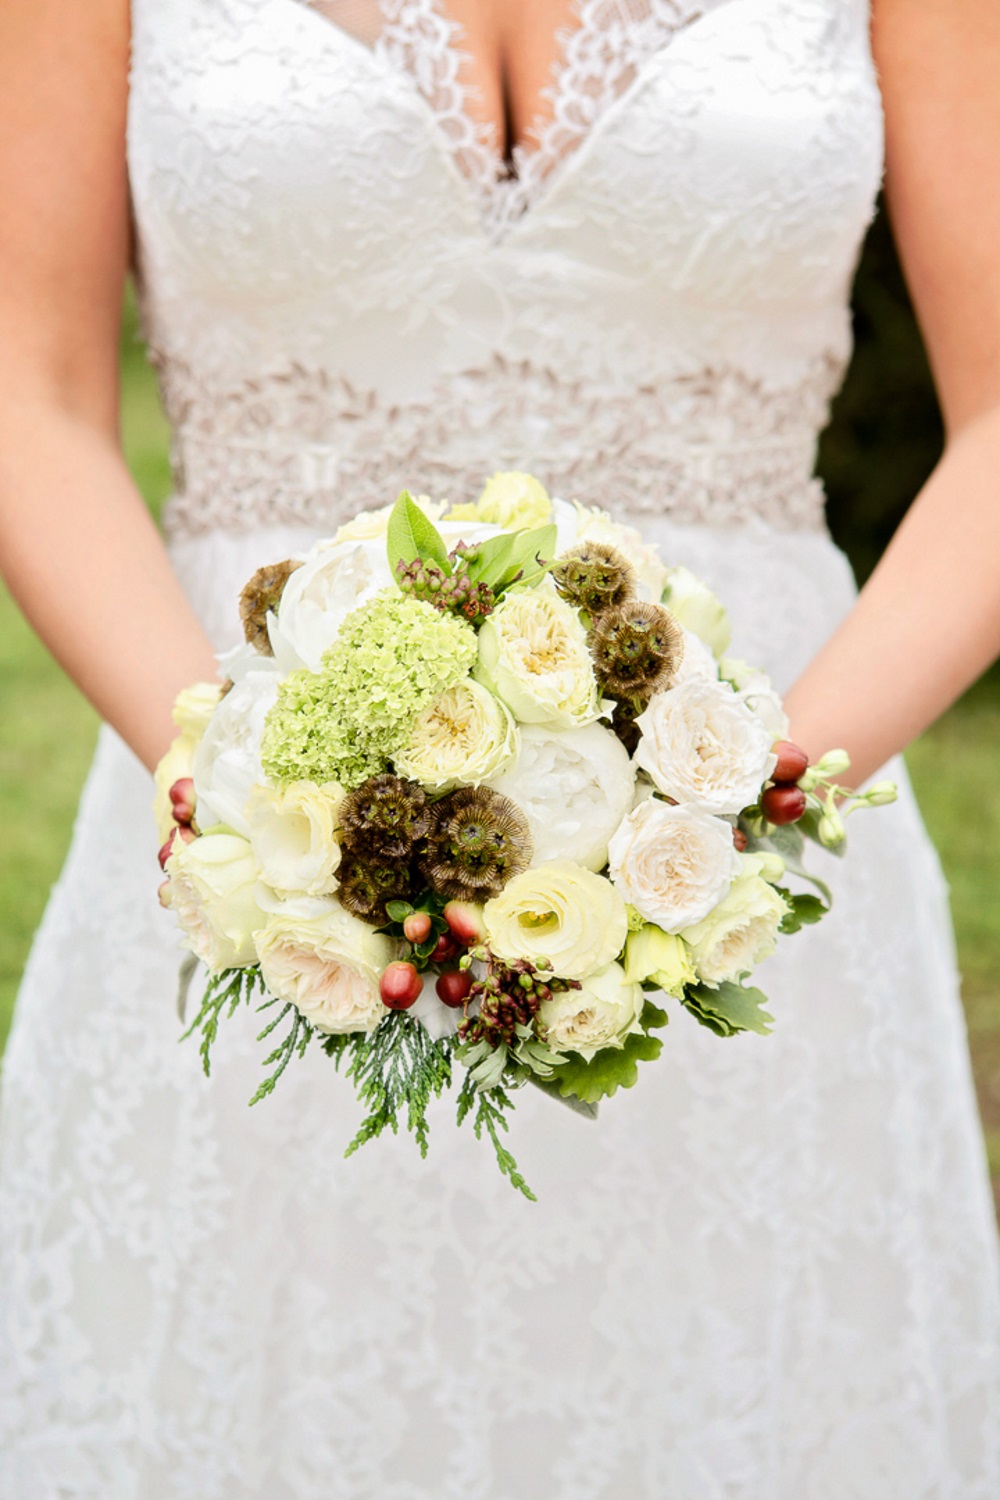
{"left": 155, "top": 475, "right": 896, "bottom": 1196}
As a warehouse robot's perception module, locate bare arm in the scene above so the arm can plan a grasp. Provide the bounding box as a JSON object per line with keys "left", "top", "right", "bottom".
{"left": 0, "top": 0, "right": 217, "bottom": 771}
{"left": 783, "top": 0, "right": 1000, "bottom": 784}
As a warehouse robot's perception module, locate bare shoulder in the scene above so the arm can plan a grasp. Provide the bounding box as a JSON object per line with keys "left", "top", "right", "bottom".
{"left": 0, "top": 0, "right": 132, "bottom": 427}
{"left": 871, "top": 0, "right": 1000, "bottom": 433}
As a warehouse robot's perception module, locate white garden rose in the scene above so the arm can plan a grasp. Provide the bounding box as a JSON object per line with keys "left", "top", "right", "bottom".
{"left": 539, "top": 961, "right": 644, "bottom": 1061}
{"left": 608, "top": 799, "right": 740, "bottom": 933}
{"left": 255, "top": 895, "right": 394, "bottom": 1034}
{"left": 484, "top": 860, "right": 628, "bottom": 979}
{"left": 634, "top": 678, "right": 777, "bottom": 816}
{"left": 682, "top": 853, "right": 790, "bottom": 985}
{"left": 623, "top": 924, "right": 697, "bottom": 997}
{"left": 448, "top": 471, "right": 552, "bottom": 530}
{"left": 661, "top": 566, "right": 732, "bottom": 657}
{"left": 487, "top": 721, "right": 635, "bottom": 872}
{"left": 167, "top": 831, "right": 263, "bottom": 972}
{"left": 394, "top": 678, "right": 519, "bottom": 793}
{"left": 475, "top": 591, "right": 601, "bottom": 728}
{"left": 720, "top": 657, "right": 790, "bottom": 741}
{"left": 564, "top": 502, "right": 670, "bottom": 601}
{"left": 193, "top": 670, "right": 282, "bottom": 837}
{"left": 267, "top": 539, "right": 394, "bottom": 674}
{"left": 246, "top": 780, "right": 344, "bottom": 897}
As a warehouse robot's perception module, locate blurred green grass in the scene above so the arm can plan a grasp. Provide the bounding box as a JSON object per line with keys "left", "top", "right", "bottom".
{"left": 2, "top": 251, "right": 1000, "bottom": 1210}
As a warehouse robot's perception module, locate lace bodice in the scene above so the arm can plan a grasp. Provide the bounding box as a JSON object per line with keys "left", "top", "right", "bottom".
{"left": 127, "top": 0, "right": 883, "bottom": 540}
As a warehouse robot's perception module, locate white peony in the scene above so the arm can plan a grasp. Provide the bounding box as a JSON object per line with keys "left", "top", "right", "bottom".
{"left": 539, "top": 961, "right": 644, "bottom": 1061}
{"left": 394, "top": 678, "right": 519, "bottom": 793}
{"left": 484, "top": 860, "right": 628, "bottom": 979}
{"left": 682, "top": 853, "right": 790, "bottom": 985}
{"left": 672, "top": 628, "right": 720, "bottom": 686}
{"left": 661, "top": 566, "right": 732, "bottom": 657}
{"left": 167, "top": 831, "right": 264, "bottom": 972}
{"left": 561, "top": 501, "right": 670, "bottom": 601}
{"left": 246, "top": 780, "right": 344, "bottom": 897}
{"left": 193, "top": 670, "right": 282, "bottom": 837}
{"left": 255, "top": 894, "right": 394, "bottom": 1034}
{"left": 720, "top": 657, "right": 790, "bottom": 741}
{"left": 267, "top": 538, "right": 394, "bottom": 674}
{"left": 634, "top": 678, "right": 777, "bottom": 817}
{"left": 608, "top": 799, "right": 740, "bottom": 934}
{"left": 475, "top": 590, "right": 601, "bottom": 728}
{"left": 487, "top": 721, "right": 635, "bottom": 872}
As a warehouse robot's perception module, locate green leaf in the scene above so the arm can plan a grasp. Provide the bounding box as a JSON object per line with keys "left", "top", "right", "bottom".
{"left": 548, "top": 1013, "right": 666, "bottom": 1103}
{"left": 386, "top": 491, "right": 450, "bottom": 575}
{"left": 777, "top": 889, "right": 829, "bottom": 935}
{"left": 505, "top": 523, "right": 558, "bottom": 590}
{"left": 385, "top": 899, "right": 414, "bottom": 922}
{"left": 464, "top": 523, "right": 559, "bottom": 593}
{"left": 681, "top": 982, "right": 774, "bottom": 1038}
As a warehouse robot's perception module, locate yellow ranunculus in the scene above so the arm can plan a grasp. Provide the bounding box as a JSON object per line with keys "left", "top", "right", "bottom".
{"left": 448, "top": 472, "right": 551, "bottom": 530}
{"left": 484, "top": 860, "right": 628, "bottom": 980}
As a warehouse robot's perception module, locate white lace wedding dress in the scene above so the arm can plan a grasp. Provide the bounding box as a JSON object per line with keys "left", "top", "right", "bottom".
{"left": 2, "top": 0, "right": 999, "bottom": 1495}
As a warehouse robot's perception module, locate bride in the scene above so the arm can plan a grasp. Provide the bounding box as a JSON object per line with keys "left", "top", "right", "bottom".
{"left": 1, "top": 0, "right": 999, "bottom": 1494}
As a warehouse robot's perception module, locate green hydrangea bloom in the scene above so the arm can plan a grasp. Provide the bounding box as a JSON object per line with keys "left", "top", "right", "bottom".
{"left": 262, "top": 590, "right": 478, "bottom": 789}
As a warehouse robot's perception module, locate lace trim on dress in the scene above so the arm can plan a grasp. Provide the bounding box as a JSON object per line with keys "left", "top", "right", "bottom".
{"left": 156, "top": 353, "right": 835, "bottom": 539}
{"left": 304, "top": 0, "right": 716, "bottom": 238}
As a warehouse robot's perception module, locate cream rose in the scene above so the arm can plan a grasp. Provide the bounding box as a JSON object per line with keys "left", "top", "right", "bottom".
{"left": 682, "top": 854, "right": 790, "bottom": 985}
{"left": 394, "top": 678, "right": 519, "bottom": 792}
{"left": 608, "top": 799, "right": 740, "bottom": 934}
{"left": 448, "top": 472, "right": 552, "bottom": 530}
{"left": 634, "top": 679, "right": 777, "bottom": 817}
{"left": 487, "top": 721, "right": 634, "bottom": 872}
{"left": 193, "top": 669, "right": 282, "bottom": 837}
{"left": 484, "top": 860, "right": 628, "bottom": 979}
{"left": 246, "top": 780, "right": 344, "bottom": 896}
{"left": 255, "top": 895, "right": 394, "bottom": 1034}
{"left": 661, "top": 566, "right": 732, "bottom": 657}
{"left": 167, "top": 832, "right": 263, "bottom": 972}
{"left": 539, "top": 962, "right": 644, "bottom": 1060}
{"left": 720, "top": 657, "right": 790, "bottom": 741}
{"left": 475, "top": 591, "right": 600, "bottom": 728}
{"left": 623, "top": 924, "right": 697, "bottom": 997}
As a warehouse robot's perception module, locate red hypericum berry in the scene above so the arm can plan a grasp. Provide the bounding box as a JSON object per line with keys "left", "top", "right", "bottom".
{"left": 732, "top": 827, "right": 749, "bottom": 853}
{"left": 431, "top": 933, "right": 459, "bottom": 964}
{"left": 435, "top": 969, "right": 473, "bottom": 1008}
{"left": 761, "top": 784, "right": 807, "bottom": 826}
{"left": 771, "top": 740, "right": 809, "bottom": 784}
{"left": 169, "top": 777, "right": 196, "bottom": 826}
{"left": 443, "top": 899, "right": 487, "bottom": 946}
{"left": 402, "top": 912, "right": 433, "bottom": 944}
{"left": 379, "top": 961, "right": 423, "bottom": 1010}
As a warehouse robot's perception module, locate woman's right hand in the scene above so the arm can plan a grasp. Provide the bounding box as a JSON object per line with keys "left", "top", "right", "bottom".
{"left": 0, "top": 0, "right": 218, "bottom": 771}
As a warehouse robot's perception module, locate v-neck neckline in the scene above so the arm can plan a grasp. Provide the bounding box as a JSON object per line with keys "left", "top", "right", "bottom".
{"left": 289, "top": 0, "right": 713, "bottom": 243}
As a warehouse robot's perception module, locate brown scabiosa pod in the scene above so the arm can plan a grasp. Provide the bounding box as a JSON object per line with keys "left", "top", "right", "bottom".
{"left": 551, "top": 542, "right": 637, "bottom": 618}
{"left": 339, "top": 774, "right": 432, "bottom": 863}
{"left": 420, "top": 786, "right": 532, "bottom": 902}
{"left": 238, "top": 559, "right": 302, "bottom": 655}
{"left": 589, "top": 600, "right": 685, "bottom": 704}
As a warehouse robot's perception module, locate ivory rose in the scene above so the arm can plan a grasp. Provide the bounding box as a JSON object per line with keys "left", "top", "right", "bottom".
{"left": 682, "top": 853, "right": 790, "bottom": 986}
{"left": 167, "top": 831, "right": 264, "bottom": 972}
{"left": 246, "top": 780, "right": 344, "bottom": 896}
{"left": 256, "top": 895, "right": 394, "bottom": 1034}
{"left": 394, "top": 678, "right": 519, "bottom": 792}
{"left": 608, "top": 799, "right": 739, "bottom": 934}
{"left": 539, "top": 962, "right": 644, "bottom": 1061}
{"left": 634, "top": 678, "right": 777, "bottom": 817}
